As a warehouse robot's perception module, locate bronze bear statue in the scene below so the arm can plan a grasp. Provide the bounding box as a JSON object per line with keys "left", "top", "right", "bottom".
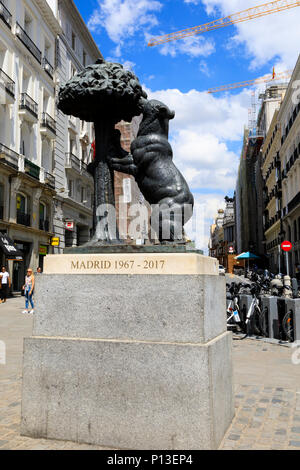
{"left": 108, "top": 99, "right": 194, "bottom": 242}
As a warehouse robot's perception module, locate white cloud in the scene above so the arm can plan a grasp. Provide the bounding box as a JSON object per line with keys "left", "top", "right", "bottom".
{"left": 143, "top": 86, "right": 249, "bottom": 246}
{"left": 201, "top": 0, "right": 300, "bottom": 70}
{"left": 185, "top": 193, "right": 227, "bottom": 252}
{"left": 159, "top": 35, "right": 215, "bottom": 58}
{"left": 199, "top": 60, "right": 211, "bottom": 76}
{"left": 88, "top": 0, "right": 162, "bottom": 45}
{"left": 145, "top": 87, "right": 250, "bottom": 141}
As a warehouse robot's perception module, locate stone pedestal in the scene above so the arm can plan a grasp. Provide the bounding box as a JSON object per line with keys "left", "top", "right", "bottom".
{"left": 21, "top": 253, "right": 234, "bottom": 450}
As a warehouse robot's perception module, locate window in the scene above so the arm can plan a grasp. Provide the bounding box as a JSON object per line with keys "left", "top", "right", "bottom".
{"left": 83, "top": 51, "right": 87, "bottom": 67}
{"left": 16, "top": 193, "right": 30, "bottom": 226}
{"left": 68, "top": 179, "right": 74, "bottom": 198}
{"left": 39, "top": 202, "right": 46, "bottom": 221}
{"left": 81, "top": 187, "right": 85, "bottom": 204}
{"left": 39, "top": 202, "right": 49, "bottom": 231}
{"left": 72, "top": 32, "right": 76, "bottom": 50}
{"left": 0, "top": 184, "right": 4, "bottom": 219}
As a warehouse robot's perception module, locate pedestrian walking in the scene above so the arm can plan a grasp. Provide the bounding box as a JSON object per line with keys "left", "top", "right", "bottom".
{"left": 0, "top": 266, "right": 11, "bottom": 304}
{"left": 22, "top": 268, "right": 35, "bottom": 314}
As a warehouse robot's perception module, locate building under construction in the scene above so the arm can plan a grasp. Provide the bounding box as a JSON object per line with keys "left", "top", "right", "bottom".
{"left": 235, "top": 84, "right": 287, "bottom": 261}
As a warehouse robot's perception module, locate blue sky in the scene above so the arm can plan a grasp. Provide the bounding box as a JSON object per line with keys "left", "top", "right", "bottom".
{"left": 73, "top": 0, "right": 300, "bottom": 249}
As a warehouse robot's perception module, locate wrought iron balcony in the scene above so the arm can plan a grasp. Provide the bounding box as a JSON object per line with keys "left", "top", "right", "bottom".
{"left": 0, "top": 142, "right": 19, "bottom": 168}
{"left": 15, "top": 22, "right": 42, "bottom": 64}
{"left": 41, "top": 112, "right": 56, "bottom": 135}
{"left": 17, "top": 211, "right": 31, "bottom": 227}
{"left": 0, "top": 0, "right": 12, "bottom": 29}
{"left": 65, "top": 153, "right": 81, "bottom": 172}
{"left": 24, "top": 158, "right": 40, "bottom": 180}
{"left": 44, "top": 171, "right": 55, "bottom": 189}
{"left": 42, "top": 57, "right": 54, "bottom": 79}
{"left": 19, "top": 93, "right": 38, "bottom": 119}
{"left": 0, "top": 68, "right": 15, "bottom": 98}
{"left": 288, "top": 191, "right": 300, "bottom": 214}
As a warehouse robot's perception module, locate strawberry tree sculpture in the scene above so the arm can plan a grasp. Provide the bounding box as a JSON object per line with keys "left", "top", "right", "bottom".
{"left": 58, "top": 58, "right": 147, "bottom": 242}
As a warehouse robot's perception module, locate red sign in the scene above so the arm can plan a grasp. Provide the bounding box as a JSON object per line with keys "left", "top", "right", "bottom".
{"left": 281, "top": 241, "right": 292, "bottom": 252}
{"left": 65, "top": 221, "right": 74, "bottom": 231}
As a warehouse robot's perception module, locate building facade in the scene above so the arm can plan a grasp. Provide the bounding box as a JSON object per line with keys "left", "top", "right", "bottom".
{"left": 235, "top": 84, "right": 287, "bottom": 262}
{"left": 276, "top": 55, "right": 300, "bottom": 276}
{"left": 261, "top": 109, "right": 283, "bottom": 273}
{"left": 0, "top": 0, "right": 60, "bottom": 289}
{"left": 209, "top": 198, "right": 240, "bottom": 274}
{"left": 50, "top": 0, "right": 100, "bottom": 253}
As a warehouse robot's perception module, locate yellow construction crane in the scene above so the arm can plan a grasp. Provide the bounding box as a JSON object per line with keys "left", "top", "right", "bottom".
{"left": 148, "top": 0, "right": 300, "bottom": 47}
{"left": 207, "top": 70, "right": 292, "bottom": 93}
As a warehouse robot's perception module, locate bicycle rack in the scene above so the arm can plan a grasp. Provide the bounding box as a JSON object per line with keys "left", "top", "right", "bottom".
{"left": 277, "top": 298, "right": 290, "bottom": 341}
{"left": 260, "top": 296, "right": 279, "bottom": 339}
{"left": 238, "top": 294, "right": 252, "bottom": 325}
{"left": 285, "top": 299, "right": 300, "bottom": 342}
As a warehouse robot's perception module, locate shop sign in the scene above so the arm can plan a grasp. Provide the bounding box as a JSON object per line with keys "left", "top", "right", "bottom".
{"left": 51, "top": 237, "right": 60, "bottom": 247}
{"left": 39, "top": 245, "right": 48, "bottom": 256}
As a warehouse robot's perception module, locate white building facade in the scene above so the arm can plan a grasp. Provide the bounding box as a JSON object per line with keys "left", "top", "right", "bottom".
{"left": 51, "top": 0, "right": 102, "bottom": 252}
{"left": 0, "top": 0, "right": 103, "bottom": 290}
{"left": 277, "top": 55, "right": 300, "bottom": 276}
{"left": 0, "top": 0, "right": 60, "bottom": 290}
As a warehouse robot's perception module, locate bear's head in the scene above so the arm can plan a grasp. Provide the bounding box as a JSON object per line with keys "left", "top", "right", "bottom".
{"left": 137, "top": 99, "right": 175, "bottom": 138}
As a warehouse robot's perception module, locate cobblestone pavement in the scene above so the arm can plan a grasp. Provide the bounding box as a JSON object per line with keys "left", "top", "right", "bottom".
{"left": 1, "top": 296, "right": 300, "bottom": 450}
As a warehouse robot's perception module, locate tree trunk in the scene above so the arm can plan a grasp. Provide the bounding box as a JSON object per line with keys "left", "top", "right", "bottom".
{"left": 92, "top": 119, "right": 116, "bottom": 241}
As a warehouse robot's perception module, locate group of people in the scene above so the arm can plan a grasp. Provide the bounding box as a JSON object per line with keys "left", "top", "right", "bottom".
{"left": 0, "top": 266, "right": 42, "bottom": 314}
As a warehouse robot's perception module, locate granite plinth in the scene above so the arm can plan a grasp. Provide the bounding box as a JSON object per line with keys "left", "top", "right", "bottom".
{"left": 21, "top": 333, "right": 234, "bottom": 450}
{"left": 21, "top": 253, "right": 234, "bottom": 449}
{"left": 33, "top": 274, "right": 225, "bottom": 344}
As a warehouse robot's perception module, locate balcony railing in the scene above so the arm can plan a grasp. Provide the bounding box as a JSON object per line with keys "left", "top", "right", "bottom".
{"left": 0, "top": 142, "right": 19, "bottom": 168}
{"left": 65, "top": 153, "right": 81, "bottom": 172}
{"left": 17, "top": 211, "right": 31, "bottom": 227}
{"left": 24, "top": 158, "right": 40, "bottom": 180}
{"left": 15, "top": 22, "right": 42, "bottom": 64}
{"left": 20, "top": 93, "right": 38, "bottom": 119}
{"left": 0, "top": 0, "right": 12, "bottom": 29}
{"left": 39, "top": 219, "right": 50, "bottom": 232}
{"left": 42, "top": 57, "right": 54, "bottom": 79}
{"left": 288, "top": 191, "right": 300, "bottom": 214}
{"left": 45, "top": 172, "right": 55, "bottom": 190}
{"left": 41, "top": 112, "right": 56, "bottom": 135}
{"left": 0, "top": 68, "right": 15, "bottom": 98}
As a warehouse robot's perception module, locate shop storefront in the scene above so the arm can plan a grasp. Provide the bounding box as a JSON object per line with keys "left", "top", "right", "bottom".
{"left": 0, "top": 233, "right": 23, "bottom": 294}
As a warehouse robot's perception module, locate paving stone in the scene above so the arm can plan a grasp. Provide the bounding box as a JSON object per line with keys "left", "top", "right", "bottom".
{"left": 289, "top": 441, "right": 300, "bottom": 447}
{"left": 228, "top": 434, "right": 241, "bottom": 441}
{"left": 291, "top": 427, "right": 300, "bottom": 433}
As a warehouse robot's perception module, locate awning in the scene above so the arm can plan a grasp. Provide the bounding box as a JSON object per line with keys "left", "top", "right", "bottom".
{"left": 0, "top": 233, "right": 23, "bottom": 260}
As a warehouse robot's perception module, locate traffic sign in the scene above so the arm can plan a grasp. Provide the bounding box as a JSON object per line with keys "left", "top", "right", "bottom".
{"left": 281, "top": 241, "right": 292, "bottom": 252}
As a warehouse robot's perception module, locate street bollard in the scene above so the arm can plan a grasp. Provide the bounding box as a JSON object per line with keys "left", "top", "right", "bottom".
{"left": 291, "top": 278, "right": 298, "bottom": 298}
{"left": 285, "top": 298, "right": 300, "bottom": 342}
{"left": 238, "top": 294, "right": 252, "bottom": 326}
{"left": 283, "top": 276, "right": 292, "bottom": 298}
{"left": 260, "top": 296, "right": 280, "bottom": 339}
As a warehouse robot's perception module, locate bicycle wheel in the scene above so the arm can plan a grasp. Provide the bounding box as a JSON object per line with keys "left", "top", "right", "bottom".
{"left": 249, "top": 307, "right": 261, "bottom": 336}
{"left": 259, "top": 307, "right": 269, "bottom": 337}
{"left": 282, "top": 311, "right": 294, "bottom": 342}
